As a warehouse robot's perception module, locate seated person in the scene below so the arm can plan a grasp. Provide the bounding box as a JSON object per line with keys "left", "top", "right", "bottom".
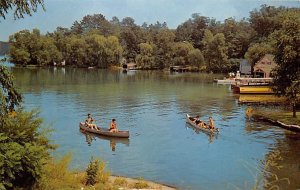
{"left": 208, "top": 117, "right": 215, "bottom": 130}
{"left": 193, "top": 115, "right": 201, "bottom": 125}
{"left": 85, "top": 113, "right": 99, "bottom": 130}
{"left": 109, "top": 119, "right": 118, "bottom": 132}
{"left": 193, "top": 116, "right": 207, "bottom": 128}
{"left": 198, "top": 120, "right": 207, "bottom": 128}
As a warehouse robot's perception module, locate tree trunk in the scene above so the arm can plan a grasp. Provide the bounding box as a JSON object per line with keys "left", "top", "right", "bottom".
{"left": 293, "top": 102, "right": 296, "bottom": 118}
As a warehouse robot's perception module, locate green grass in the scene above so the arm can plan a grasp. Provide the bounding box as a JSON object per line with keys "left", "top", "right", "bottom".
{"left": 258, "top": 111, "right": 300, "bottom": 125}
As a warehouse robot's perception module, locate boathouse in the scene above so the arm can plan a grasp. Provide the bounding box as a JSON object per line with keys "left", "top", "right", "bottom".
{"left": 253, "top": 54, "right": 277, "bottom": 78}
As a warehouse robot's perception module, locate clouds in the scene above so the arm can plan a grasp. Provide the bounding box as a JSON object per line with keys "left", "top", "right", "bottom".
{"left": 0, "top": 0, "right": 299, "bottom": 41}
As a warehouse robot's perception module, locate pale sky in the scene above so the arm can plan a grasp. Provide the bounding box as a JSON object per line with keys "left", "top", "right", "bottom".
{"left": 0, "top": 0, "right": 299, "bottom": 41}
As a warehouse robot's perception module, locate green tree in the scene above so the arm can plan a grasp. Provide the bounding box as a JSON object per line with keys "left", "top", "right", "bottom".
{"left": 202, "top": 30, "right": 229, "bottom": 72}
{"left": 0, "top": 66, "right": 52, "bottom": 190}
{"left": 245, "top": 42, "right": 274, "bottom": 73}
{"left": 270, "top": 10, "right": 300, "bottom": 117}
{"left": 220, "top": 18, "right": 255, "bottom": 59}
{"left": 154, "top": 29, "right": 175, "bottom": 69}
{"left": 120, "top": 29, "right": 139, "bottom": 62}
{"left": 9, "top": 29, "right": 62, "bottom": 66}
{"left": 187, "top": 49, "right": 204, "bottom": 70}
{"left": 171, "top": 41, "right": 194, "bottom": 66}
{"left": 0, "top": 66, "right": 22, "bottom": 116}
{"left": 0, "top": 3, "right": 53, "bottom": 189}
{"left": 0, "top": 0, "right": 44, "bottom": 19}
{"left": 136, "top": 43, "right": 155, "bottom": 69}
{"left": 65, "top": 35, "right": 87, "bottom": 67}
{"left": 249, "top": 5, "right": 285, "bottom": 39}
{"left": 105, "top": 36, "right": 123, "bottom": 66}
{"left": 79, "top": 14, "right": 113, "bottom": 36}
{"left": 175, "top": 13, "right": 210, "bottom": 48}
{"left": 9, "top": 30, "right": 32, "bottom": 66}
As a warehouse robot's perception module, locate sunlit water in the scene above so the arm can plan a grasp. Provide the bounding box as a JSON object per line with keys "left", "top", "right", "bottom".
{"left": 8, "top": 66, "right": 300, "bottom": 190}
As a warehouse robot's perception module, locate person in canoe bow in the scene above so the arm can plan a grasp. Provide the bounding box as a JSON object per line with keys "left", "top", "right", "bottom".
{"left": 85, "top": 113, "right": 99, "bottom": 131}
{"left": 109, "top": 118, "right": 119, "bottom": 132}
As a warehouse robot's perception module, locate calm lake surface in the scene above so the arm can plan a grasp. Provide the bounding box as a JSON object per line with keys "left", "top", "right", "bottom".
{"left": 9, "top": 66, "right": 300, "bottom": 190}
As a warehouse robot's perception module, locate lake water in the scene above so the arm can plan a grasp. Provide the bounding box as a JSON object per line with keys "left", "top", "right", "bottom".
{"left": 9, "top": 66, "right": 300, "bottom": 190}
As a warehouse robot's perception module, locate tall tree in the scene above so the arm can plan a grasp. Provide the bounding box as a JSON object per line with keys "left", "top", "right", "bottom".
{"left": 171, "top": 41, "right": 194, "bottom": 66}
{"left": 136, "top": 43, "right": 155, "bottom": 69}
{"left": 0, "top": 3, "right": 53, "bottom": 189}
{"left": 245, "top": 42, "right": 274, "bottom": 68}
{"left": 220, "top": 18, "right": 255, "bottom": 58}
{"left": 154, "top": 29, "right": 175, "bottom": 69}
{"left": 175, "top": 13, "right": 210, "bottom": 48}
{"left": 202, "top": 30, "right": 229, "bottom": 72}
{"left": 271, "top": 10, "right": 300, "bottom": 117}
{"left": 187, "top": 49, "right": 204, "bottom": 70}
{"left": 249, "top": 4, "right": 285, "bottom": 39}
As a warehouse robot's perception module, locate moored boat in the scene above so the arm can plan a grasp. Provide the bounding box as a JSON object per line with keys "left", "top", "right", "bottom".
{"left": 238, "top": 85, "right": 273, "bottom": 94}
{"left": 79, "top": 122, "right": 130, "bottom": 138}
{"left": 186, "top": 114, "right": 219, "bottom": 134}
{"left": 232, "top": 78, "right": 274, "bottom": 94}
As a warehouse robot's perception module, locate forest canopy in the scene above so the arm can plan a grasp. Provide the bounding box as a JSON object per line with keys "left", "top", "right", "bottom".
{"left": 8, "top": 5, "right": 300, "bottom": 74}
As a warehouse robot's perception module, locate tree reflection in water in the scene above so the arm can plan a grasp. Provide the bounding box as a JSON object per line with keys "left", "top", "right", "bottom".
{"left": 244, "top": 117, "right": 300, "bottom": 190}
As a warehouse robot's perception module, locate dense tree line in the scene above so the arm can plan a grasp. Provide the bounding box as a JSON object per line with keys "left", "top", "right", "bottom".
{"left": 8, "top": 5, "right": 297, "bottom": 73}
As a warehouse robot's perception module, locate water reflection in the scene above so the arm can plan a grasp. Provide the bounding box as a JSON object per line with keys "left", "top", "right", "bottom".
{"left": 264, "top": 132, "right": 300, "bottom": 190}
{"left": 185, "top": 123, "right": 218, "bottom": 144}
{"left": 80, "top": 129, "right": 130, "bottom": 151}
{"left": 12, "top": 67, "right": 300, "bottom": 190}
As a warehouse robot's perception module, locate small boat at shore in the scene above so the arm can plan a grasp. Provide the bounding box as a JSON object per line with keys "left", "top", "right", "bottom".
{"left": 186, "top": 114, "right": 219, "bottom": 134}
{"left": 79, "top": 122, "right": 130, "bottom": 138}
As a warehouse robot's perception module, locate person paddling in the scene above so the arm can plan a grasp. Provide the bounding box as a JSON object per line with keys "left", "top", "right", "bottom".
{"left": 208, "top": 117, "right": 215, "bottom": 131}
{"left": 109, "top": 119, "right": 118, "bottom": 132}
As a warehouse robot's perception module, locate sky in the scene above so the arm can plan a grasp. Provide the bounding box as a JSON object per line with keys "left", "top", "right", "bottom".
{"left": 0, "top": 0, "right": 299, "bottom": 41}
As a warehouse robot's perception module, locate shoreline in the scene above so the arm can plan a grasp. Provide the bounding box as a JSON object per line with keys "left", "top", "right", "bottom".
{"left": 109, "top": 175, "right": 178, "bottom": 190}
{"left": 252, "top": 114, "right": 300, "bottom": 132}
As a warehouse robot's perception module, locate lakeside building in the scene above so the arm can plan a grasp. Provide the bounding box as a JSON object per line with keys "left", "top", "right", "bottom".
{"left": 253, "top": 54, "right": 277, "bottom": 78}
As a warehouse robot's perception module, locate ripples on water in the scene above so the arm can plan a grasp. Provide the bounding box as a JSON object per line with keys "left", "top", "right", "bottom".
{"left": 12, "top": 67, "right": 300, "bottom": 190}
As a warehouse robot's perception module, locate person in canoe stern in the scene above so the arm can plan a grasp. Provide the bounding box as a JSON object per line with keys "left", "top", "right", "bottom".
{"left": 208, "top": 117, "right": 215, "bottom": 131}
{"left": 109, "top": 118, "right": 119, "bottom": 132}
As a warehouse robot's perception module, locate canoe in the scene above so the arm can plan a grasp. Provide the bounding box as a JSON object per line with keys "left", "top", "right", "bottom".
{"left": 79, "top": 122, "right": 130, "bottom": 138}
{"left": 80, "top": 130, "right": 130, "bottom": 146}
{"left": 186, "top": 114, "right": 219, "bottom": 134}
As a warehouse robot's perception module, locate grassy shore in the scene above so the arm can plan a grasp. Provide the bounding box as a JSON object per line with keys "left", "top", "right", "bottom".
{"left": 255, "top": 111, "right": 300, "bottom": 125}
{"left": 37, "top": 154, "right": 177, "bottom": 190}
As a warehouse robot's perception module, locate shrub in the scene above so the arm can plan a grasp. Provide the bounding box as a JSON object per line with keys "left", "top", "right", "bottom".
{"left": 0, "top": 109, "right": 53, "bottom": 189}
{"left": 113, "top": 177, "right": 128, "bottom": 186}
{"left": 85, "top": 157, "right": 100, "bottom": 186}
{"left": 129, "top": 178, "right": 150, "bottom": 189}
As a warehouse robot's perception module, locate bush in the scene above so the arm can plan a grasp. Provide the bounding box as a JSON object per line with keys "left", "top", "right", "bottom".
{"left": 37, "top": 154, "right": 86, "bottom": 190}
{"left": 0, "top": 109, "right": 53, "bottom": 189}
{"left": 129, "top": 178, "right": 150, "bottom": 189}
